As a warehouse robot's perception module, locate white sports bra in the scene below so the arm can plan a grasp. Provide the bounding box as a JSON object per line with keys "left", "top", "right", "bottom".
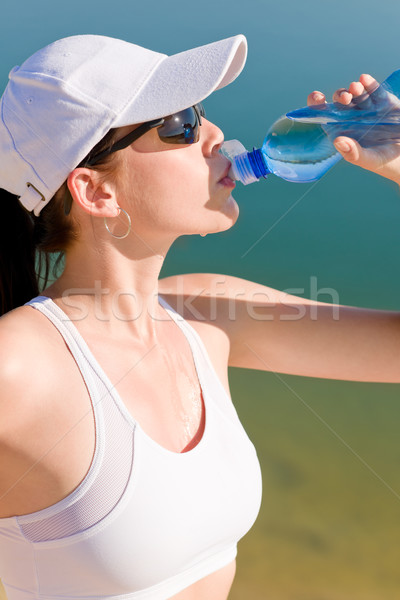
{"left": 0, "top": 295, "right": 262, "bottom": 600}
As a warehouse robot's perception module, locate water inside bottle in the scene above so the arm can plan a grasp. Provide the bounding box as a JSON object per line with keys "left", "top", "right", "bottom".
{"left": 263, "top": 117, "right": 341, "bottom": 182}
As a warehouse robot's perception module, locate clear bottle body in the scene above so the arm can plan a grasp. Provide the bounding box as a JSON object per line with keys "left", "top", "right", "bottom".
{"left": 224, "top": 69, "right": 400, "bottom": 186}
{"left": 261, "top": 117, "right": 342, "bottom": 182}
{"left": 224, "top": 118, "right": 342, "bottom": 185}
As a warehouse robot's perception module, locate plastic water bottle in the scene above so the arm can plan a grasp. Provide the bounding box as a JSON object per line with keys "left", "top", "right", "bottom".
{"left": 223, "top": 69, "right": 400, "bottom": 185}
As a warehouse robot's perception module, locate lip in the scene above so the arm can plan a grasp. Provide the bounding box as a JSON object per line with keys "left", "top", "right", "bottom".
{"left": 218, "top": 163, "right": 236, "bottom": 188}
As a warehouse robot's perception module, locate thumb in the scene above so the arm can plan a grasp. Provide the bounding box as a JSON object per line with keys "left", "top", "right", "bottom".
{"left": 333, "top": 136, "right": 362, "bottom": 163}
{"left": 333, "top": 136, "right": 384, "bottom": 171}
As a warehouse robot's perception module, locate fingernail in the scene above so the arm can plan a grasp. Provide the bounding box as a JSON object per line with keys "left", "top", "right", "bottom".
{"left": 334, "top": 141, "right": 351, "bottom": 153}
{"left": 312, "top": 93, "right": 324, "bottom": 101}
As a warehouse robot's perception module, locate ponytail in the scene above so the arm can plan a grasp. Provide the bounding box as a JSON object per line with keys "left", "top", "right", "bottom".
{"left": 0, "top": 189, "right": 39, "bottom": 315}
{"left": 0, "top": 127, "right": 123, "bottom": 316}
{"left": 0, "top": 186, "right": 77, "bottom": 316}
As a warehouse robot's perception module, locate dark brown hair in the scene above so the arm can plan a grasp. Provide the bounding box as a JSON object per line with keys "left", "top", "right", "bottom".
{"left": 0, "top": 128, "right": 120, "bottom": 316}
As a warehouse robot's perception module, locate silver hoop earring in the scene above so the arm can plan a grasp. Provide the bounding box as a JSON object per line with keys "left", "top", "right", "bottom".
{"left": 104, "top": 207, "right": 132, "bottom": 239}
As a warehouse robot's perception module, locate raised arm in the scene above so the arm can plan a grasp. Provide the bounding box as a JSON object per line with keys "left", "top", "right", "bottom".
{"left": 159, "top": 273, "right": 400, "bottom": 383}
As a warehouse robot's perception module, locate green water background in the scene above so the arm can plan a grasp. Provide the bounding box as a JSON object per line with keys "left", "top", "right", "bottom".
{"left": 1, "top": 1, "right": 400, "bottom": 598}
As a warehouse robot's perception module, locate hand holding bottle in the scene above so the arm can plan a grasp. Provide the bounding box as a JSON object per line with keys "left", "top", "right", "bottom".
{"left": 223, "top": 72, "right": 400, "bottom": 187}
{"left": 307, "top": 73, "right": 400, "bottom": 186}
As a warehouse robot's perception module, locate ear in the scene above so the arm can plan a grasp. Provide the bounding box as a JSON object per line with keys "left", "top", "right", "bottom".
{"left": 66, "top": 168, "right": 119, "bottom": 217}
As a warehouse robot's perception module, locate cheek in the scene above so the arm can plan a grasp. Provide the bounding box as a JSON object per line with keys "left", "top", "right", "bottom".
{"left": 125, "top": 152, "right": 211, "bottom": 227}
{"left": 153, "top": 150, "right": 210, "bottom": 199}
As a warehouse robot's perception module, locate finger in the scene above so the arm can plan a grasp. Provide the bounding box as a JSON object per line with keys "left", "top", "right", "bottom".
{"left": 348, "top": 81, "right": 365, "bottom": 98}
{"left": 333, "top": 136, "right": 382, "bottom": 170}
{"left": 347, "top": 79, "right": 374, "bottom": 108}
{"left": 333, "top": 136, "right": 361, "bottom": 162}
{"left": 332, "top": 88, "right": 352, "bottom": 104}
{"left": 307, "top": 91, "right": 326, "bottom": 106}
{"left": 359, "top": 73, "right": 393, "bottom": 109}
{"left": 334, "top": 135, "right": 400, "bottom": 182}
{"left": 360, "top": 72, "right": 400, "bottom": 110}
{"left": 359, "top": 74, "right": 379, "bottom": 95}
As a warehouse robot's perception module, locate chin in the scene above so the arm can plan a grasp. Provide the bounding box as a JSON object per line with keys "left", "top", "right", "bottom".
{"left": 206, "top": 197, "right": 239, "bottom": 235}
{"left": 220, "top": 194, "right": 239, "bottom": 224}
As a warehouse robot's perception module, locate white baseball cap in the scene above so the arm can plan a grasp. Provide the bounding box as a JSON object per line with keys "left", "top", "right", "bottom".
{"left": 0, "top": 33, "right": 247, "bottom": 216}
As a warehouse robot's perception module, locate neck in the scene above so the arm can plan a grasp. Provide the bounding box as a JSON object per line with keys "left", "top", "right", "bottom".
{"left": 45, "top": 234, "right": 174, "bottom": 342}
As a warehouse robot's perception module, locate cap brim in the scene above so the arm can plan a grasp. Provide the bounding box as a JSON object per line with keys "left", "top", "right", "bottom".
{"left": 114, "top": 34, "right": 247, "bottom": 127}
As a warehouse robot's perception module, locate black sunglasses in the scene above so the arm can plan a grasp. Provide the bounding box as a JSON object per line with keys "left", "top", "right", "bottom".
{"left": 83, "top": 103, "right": 206, "bottom": 167}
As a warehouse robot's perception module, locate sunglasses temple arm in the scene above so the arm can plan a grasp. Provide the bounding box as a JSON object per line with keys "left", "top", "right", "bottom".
{"left": 83, "top": 118, "right": 164, "bottom": 167}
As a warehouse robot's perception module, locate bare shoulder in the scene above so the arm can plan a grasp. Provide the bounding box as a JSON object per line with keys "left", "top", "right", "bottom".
{"left": 0, "top": 306, "right": 58, "bottom": 378}
{"left": 0, "top": 306, "right": 49, "bottom": 382}
{"left": 0, "top": 307, "right": 95, "bottom": 517}
{"left": 0, "top": 307, "right": 62, "bottom": 512}
{"left": 158, "top": 271, "right": 288, "bottom": 387}
{"left": 0, "top": 306, "right": 83, "bottom": 440}
{"left": 0, "top": 306, "right": 68, "bottom": 431}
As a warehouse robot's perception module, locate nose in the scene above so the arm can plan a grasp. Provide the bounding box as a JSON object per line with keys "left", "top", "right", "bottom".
{"left": 201, "top": 118, "right": 224, "bottom": 157}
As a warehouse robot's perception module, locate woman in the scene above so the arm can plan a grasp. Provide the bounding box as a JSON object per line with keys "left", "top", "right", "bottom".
{"left": 0, "top": 33, "right": 399, "bottom": 600}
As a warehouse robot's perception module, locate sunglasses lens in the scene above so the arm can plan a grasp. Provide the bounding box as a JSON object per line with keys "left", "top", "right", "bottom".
{"left": 157, "top": 104, "right": 204, "bottom": 144}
